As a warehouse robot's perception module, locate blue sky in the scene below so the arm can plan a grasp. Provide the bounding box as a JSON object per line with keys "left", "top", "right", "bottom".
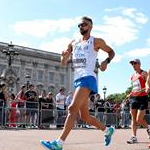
{"left": 0, "top": 0, "right": 150, "bottom": 97}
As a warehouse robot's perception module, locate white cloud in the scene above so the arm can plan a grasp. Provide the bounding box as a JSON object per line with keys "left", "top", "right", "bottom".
{"left": 112, "top": 54, "right": 123, "bottom": 63}
{"left": 97, "top": 49, "right": 122, "bottom": 63}
{"left": 122, "top": 8, "right": 148, "bottom": 24}
{"left": 39, "top": 37, "right": 71, "bottom": 54}
{"left": 10, "top": 7, "right": 149, "bottom": 59}
{"left": 92, "top": 7, "right": 148, "bottom": 47}
{"left": 105, "top": 7, "right": 148, "bottom": 24}
{"left": 125, "top": 48, "right": 150, "bottom": 57}
{"left": 11, "top": 18, "right": 77, "bottom": 38}
{"left": 93, "top": 16, "right": 138, "bottom": 46}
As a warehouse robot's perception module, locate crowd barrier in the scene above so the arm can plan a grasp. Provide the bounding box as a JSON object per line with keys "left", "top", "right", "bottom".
{"left": 0, "top": 101, "right": 150, "bottom": 129}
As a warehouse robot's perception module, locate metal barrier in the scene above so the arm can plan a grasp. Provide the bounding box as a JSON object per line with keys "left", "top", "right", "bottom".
{"left": 4, "top": 101, "right": 39, "bottom": 128}
{"left": 0, "top": 100, "right": 4, "bottom": 126}
{"left": 0, "top": 102, "right": 150, "bottom": 129}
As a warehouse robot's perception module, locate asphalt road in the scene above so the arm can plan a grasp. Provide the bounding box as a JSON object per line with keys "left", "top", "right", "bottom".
{"left": 0, "top": 128, "right": 149, "bottom": 150}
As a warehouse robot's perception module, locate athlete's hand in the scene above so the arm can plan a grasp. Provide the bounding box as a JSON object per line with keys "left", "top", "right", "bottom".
{"left": 99, "top": 60, "right": 108, "bottom": 71}
{"left": 145, "top": 87, "right": 150, "bottom": 94}
{"left": 61, "top": 50, "right": 70, "bottom": 59}
{"left": 61, "top": 50, "right": 70, "bottom": 66}
{"left": 126, "top": 93, "right": 131, "bottom": 98}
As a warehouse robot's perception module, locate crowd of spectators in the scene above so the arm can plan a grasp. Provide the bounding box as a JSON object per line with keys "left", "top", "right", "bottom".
{"left": 0, "top": 83, "right": 150, "bottom": 129}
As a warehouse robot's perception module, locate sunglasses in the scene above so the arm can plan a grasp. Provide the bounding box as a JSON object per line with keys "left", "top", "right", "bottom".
{"left": 131, "top": 62, "right": 138, "bottom": 65}
{"left": 78, "top": 22, "right": 88, "bottom": 28}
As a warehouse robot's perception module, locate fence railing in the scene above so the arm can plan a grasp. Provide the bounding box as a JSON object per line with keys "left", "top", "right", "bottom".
{"left": 0, "top": 101, "right": 150, "bottom": 129}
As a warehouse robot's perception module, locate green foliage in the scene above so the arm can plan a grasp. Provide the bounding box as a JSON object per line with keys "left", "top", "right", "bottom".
{"left": 106, "top": 86, "right": 132, "bottom": 102}
{"left": 107, "top": 93, "right": 126, "bottom": 102}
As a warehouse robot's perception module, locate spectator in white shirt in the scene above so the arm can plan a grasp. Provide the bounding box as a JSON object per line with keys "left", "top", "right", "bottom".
{"left": 55, "top": 87, "right": 66, "bottom": 128}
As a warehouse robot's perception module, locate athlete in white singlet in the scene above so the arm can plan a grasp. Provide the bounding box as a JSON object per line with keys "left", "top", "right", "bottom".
{"left": 40, "top": 16, "right": 115, "bottom": 150}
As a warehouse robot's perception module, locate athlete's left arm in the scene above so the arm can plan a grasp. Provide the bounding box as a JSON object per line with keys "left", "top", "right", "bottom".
{"left": 94, "top": 38, "right": 115, "bottom": 71}
{"left": 142, "top": 71, "right": 148, "bottom": 81}
{"left": 146, "top": 69, "right": 150, "bottom": 93}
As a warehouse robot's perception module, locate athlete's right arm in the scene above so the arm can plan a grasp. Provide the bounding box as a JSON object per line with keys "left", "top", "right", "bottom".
{"left": 61, "top": 42, "right": 73, "bottom": 66}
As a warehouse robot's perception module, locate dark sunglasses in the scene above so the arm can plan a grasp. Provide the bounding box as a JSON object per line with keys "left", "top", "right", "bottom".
{"left": 78, "top": 22, "right": 88, "bottom": 28}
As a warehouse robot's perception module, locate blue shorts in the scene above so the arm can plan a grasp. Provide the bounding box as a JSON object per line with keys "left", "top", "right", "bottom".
{"left": 74, "top": 76, "right": 98, "bottom": 94}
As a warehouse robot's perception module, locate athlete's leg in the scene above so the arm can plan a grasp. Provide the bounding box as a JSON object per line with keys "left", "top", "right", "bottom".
{"left": 137, "top": 109, "right": 150, "bottom": 139}
{"left": 79, "top": 98, "right": 106, "bottom": 131}
{"left": 58, "top": 87, "right": 90, "bottom": 141}
{"left": 130, "top": 109, "right": 138, "bottom": 136}
{"left": 136, "top": 109, "right": 148, "bottom": 128}
{"left": 79, "top": 96, "right": 114, "bottom": 146}
{"left": 127, "top": 109, "right": 138, "bottom": 144}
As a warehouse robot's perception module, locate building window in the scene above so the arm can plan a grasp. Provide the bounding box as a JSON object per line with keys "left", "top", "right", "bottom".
{"left": 49, "top": 72, "right": 54, "bottom": 83}
{"left": 13, "top": 66, "right": 20, "bottom": 75}
{"left": 37, "top": 70, "right": 43, "bottom": 82}
{"left": 48, "top": 85, "right": 55, "bottom": 93}
{"left": 60, "top": 74, "right": 65, "bottom": 85}
{"left": 26, "top": 68, "right": 32, "bottom": 77}
{"left": 0, "top": 64, "right": 6, "bottom": 75}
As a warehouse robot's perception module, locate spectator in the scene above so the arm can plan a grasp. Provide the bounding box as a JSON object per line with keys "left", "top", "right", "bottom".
{"left": 121, "top": 99, "right": 130, "bottom": 128}
{"left": 104, "top": 99, "right": 111, "bottom": 113}
{"left": 0, "top": 84, "right": 7, "bottom": 126}
{"left": 55, "top": 87, "right": 66, "bottom": 128}
{"left": 15, "top": 85, "right": 26, "bottom": 128}
{"left": 9, "top": 93, "right": 17, "bottom": 127}
{"left": 40, "top": 92, "right": 55, "bottom": 127}
{"left": 25, "top": 84, "right": 38, "bottom": 128}
{"left": 38, "top": 90, "right": 47, "bottom": 128}
{"left": 95, "top": 94, "right": 105, "bottom": 122}
{"left": 65, "top": 91, "right": 73, "bottom": 109}
{"left": 113, "top": 101, "right": 121, "bottom": 128}
{"left": 89, "top": 95, "right": 95, "bottom": 116}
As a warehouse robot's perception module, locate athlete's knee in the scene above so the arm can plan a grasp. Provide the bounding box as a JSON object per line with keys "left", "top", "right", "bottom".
{"left": 136, "top": 118, "right": 144, "bottom": 125}
{"left": 68, "top": 104, "right": 79, "bottom": 114}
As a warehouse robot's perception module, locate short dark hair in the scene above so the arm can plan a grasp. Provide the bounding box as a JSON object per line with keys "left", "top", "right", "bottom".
{"left": 81, "top": 16, "right": 93, "bottom": 25}
{"left": 29, "top": 84, "right": 34, "bottom": 88}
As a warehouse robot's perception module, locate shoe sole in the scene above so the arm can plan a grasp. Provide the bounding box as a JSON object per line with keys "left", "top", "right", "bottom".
{"left": 127, "top": 141, "right": 138, "bottom": 144}
{"left": 40, "top": 140, "right": 52, "bottom": 150}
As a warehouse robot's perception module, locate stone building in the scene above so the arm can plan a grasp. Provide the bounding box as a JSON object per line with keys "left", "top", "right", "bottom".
{"left": 0, "top": 42, "right": 73, "bottom": 95}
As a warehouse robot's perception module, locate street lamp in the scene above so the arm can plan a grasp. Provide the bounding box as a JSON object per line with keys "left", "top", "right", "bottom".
{"left": 2, "top": 41, "right": 19, "bottom": 67}
{"left": 25, "top": 74, "right": 31, "bottom": 90}
{"left": 94, "top": 58, "right": 99, "bottom": 74}
{"left": 102, "top": 86, "right": 107, "bottom": 100}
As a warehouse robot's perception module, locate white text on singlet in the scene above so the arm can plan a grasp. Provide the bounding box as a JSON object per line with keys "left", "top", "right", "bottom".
{"left": 72, "top": 36, "right": 98, "bottom": 81}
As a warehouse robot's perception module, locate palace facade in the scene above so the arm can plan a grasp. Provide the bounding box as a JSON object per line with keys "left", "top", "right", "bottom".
{"left": 0, "top": 42, "right": 73, "bottom": 95}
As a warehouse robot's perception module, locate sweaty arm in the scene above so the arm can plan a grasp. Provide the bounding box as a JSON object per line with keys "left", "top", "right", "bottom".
{"left": 94, "top": 38, "right": 115, "bottom": 71}
{"left": 146, "top": 69, "right": 150, "bottom": 93}
{"left": 61, "top": 42, "right": 73, "bottom": 66}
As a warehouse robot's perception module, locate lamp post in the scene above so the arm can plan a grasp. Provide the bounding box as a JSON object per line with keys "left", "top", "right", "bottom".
{"left": 1, "top": 41, "right": 19, "bottom": 93}
{"left": 2, "top": 41, "right": 19, "bottom": 67}
{"left": 25, "top": 74, "right": 31, "bottom": 90}
{"left": 102, "top": 86, "right": 107, "bottom": 100}
{"left": 94, "top": 58, "right": 100, "bottom": 91}
{"left": 94, "top": 58, "right": 99, "bottom": 75}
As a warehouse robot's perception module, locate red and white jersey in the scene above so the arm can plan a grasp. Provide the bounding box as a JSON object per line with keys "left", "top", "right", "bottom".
{"left": 131, "top": 70, "right": 147, "bottom": 96}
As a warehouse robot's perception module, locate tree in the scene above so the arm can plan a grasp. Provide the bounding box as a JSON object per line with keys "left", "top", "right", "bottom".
{"left": 106, "top": 86, "right": 132, "bottom": 102}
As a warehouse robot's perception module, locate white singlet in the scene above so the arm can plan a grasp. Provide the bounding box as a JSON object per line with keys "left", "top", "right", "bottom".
{"left": 72, "top": 36, "right": 98, "bottom": 81}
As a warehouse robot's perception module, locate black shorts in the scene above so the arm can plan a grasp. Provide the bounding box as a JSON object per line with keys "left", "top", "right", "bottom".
{"left": 129, "top": 96, "right": 148, "bottom": 110}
